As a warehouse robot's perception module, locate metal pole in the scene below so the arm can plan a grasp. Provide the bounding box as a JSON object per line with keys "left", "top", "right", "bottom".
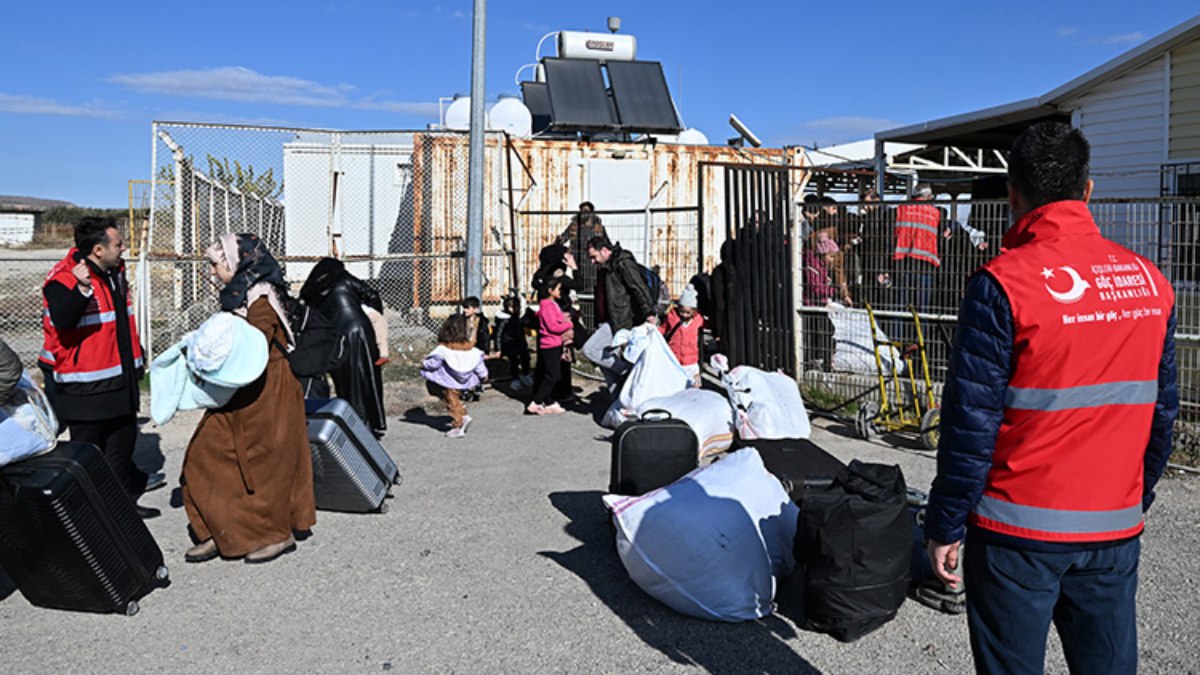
{"left": 465, "top": 0, "right": 487, "bottom": 299}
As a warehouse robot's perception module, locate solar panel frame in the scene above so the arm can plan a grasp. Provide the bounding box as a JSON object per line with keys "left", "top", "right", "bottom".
{"left": 542, "top": 58, "right": 618, "bottom": 131}
{"left": 606, "top": 60, "right": 682, "bottom": 134}
{"left": 520, "top": 81, "right": 553, "bottom": 134}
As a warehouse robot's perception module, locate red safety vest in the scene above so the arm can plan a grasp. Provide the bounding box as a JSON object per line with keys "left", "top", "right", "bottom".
{"left": 972, "top": 201, "right": 1173, "bottom": 543}
{"left": 893, "top": 203, "right": 941, "bottom": 267}
{"left": 40, "top": 250, "right": 143, "bottom": 387}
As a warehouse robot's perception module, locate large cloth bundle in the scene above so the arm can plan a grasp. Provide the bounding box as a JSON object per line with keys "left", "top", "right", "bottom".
{"left": 712, "top": 355, "right": 811, "bottom": 440}
{"left": 828, "top": 305, "right": 900, "bottom": 375}
{"left": 604, "top": 448, "right": 799, "bottom": 622}
{"left": 601, "top": 324, "right": 691, "bottom": 428}
{"left": 636, "top": 389, "right": 735, "bottom": 458}
{"left": 0, "top": 372, "right": 59, "bottom": 467}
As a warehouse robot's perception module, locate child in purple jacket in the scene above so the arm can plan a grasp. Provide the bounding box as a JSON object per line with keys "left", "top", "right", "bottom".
{"left": 528, "top": 278, "right": 573, "bottom": 415}
{"left": 421, "top": 314, "right": 488, "bottom": 438}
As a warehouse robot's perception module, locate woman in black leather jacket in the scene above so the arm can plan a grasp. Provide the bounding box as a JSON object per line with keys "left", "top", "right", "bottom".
{"left": 299, "top": 257, "right": 387, "bottom": 435}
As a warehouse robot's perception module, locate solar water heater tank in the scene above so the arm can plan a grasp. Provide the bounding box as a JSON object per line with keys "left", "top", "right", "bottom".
{"left": 557, "top": 31, "right": 637, "bottom": 61}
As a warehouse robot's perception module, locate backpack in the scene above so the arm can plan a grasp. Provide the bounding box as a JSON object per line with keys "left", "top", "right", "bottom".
{"left": 280, "top": 298, "right": 347, "bottom": 378}
{"left": 640, "top": 264, "right": 671, "bottom": 315}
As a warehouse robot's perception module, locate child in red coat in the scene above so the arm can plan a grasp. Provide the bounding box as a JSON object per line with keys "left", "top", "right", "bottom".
{"left": 659, "top": 284, "right": 704, "bottom": 387}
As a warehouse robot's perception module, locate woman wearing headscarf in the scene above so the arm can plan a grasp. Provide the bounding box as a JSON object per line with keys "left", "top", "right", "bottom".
{"left": 182, "top": 233, "right": 316, "bottom": 564}
{"left": 298, "top": 257, "right": 387, "bottom": 436}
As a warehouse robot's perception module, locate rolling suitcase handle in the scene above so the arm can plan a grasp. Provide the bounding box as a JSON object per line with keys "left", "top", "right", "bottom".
{"left": 639, "top": 409, "right": 673, "bottom": 422}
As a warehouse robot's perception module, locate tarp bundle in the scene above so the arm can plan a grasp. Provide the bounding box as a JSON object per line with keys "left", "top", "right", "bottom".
{"left": 711, "top": 354, "right": 811, "bottom": 441}
{"left": 604, "top": 449, "right": 799, "bottom": 622}
{"left": 828, "top": 305, "right": 901, "bottom": 375}
{"left": 600, "top": 324, "right": 691, "bottom": 429}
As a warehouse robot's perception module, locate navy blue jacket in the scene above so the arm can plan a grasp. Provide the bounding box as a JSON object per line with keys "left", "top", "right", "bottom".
{"left": 925, "top": 271, "right": 1179, "bottom": 550}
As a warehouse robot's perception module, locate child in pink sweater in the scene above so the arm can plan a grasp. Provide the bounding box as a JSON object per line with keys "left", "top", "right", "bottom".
{"left": 528, "top": 278, "right": 573, "bottom": 415}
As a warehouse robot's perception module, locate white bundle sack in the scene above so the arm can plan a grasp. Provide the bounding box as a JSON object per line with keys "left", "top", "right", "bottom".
{"left": 712, "top": 354, "right": 811, "bottom": 440}
{"left": 637, "top": 389, "right": 735, "bottom": 458}
{"left": 603, "top": 448, "right": 799, "bottom": 622}
{"left": 601, "top": 324, "right": 691, "bottom": 429}
{"left": 829, "top": 305, "right": 900, "bottom": 375}
{"left": 0, "top": 373, "right": 59, "bottom": 467}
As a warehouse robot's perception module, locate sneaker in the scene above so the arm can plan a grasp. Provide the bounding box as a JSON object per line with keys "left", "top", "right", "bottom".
{"left": 520, "top": 374, "right": 534, "bottom": 387}
{"left": 539, "top": 402, "right": 566, "bottom": 415}
{"left": 446, "top": 427, "right": 466, "bottom": 438}
{"left": 525, "top": 402, "right": 545, "bottom": 415}
{"left": 461, "top": 416, "right": 473, "bottom": 433}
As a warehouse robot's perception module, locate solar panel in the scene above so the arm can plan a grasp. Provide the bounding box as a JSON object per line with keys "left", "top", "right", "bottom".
{"left": 607, "top": 61, "right": 681, "bottom": 134}
{"left": 520, "top": 81, "right": 552, "bottom": 134}
{"left": 543, "top": 58, "right": 617, "bottom": 130}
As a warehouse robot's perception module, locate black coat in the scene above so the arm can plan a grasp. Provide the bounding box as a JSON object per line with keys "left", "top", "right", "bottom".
{"left": 301, "top": 260, "right": 387, "bottom": 433}
{"left": 596, "top": 245, "right": 654, "bottom": 331}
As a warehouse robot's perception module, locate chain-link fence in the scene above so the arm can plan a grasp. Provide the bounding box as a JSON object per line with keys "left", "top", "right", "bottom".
{"left": 797, "top": 196, "right": 1200, "bottom": 461}
{"left": 140, "top": 123, "right": 530, "bottom": 364}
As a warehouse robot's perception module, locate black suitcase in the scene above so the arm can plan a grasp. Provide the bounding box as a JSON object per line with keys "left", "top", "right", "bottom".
{"left": 609, "top": 410, "right": 698, "bottom": 496}
{"left": 305, "top": 398, "right": 401, "bottom": 513}
{"left": 0, "top": 441, "right": 168, "bottom": 616}
{"left": 742, "top": 438, "right": 847, "bottom": 502}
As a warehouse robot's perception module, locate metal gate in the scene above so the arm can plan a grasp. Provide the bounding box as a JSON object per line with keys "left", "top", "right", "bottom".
{"left": 714, "top": 164, "right": 796, "bottom": 373}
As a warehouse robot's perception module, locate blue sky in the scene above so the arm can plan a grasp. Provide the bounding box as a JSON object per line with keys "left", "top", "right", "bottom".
{"left": 2, "top": 1, "right": 1196, "bottom": 207}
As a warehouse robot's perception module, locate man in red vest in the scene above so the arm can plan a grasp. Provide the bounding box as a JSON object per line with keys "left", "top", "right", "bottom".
{"left": 40, "top": 217, "right": 160, "bottom": 518}
{"left": 924, "top": 122, "right": 1178, "bottom": 673}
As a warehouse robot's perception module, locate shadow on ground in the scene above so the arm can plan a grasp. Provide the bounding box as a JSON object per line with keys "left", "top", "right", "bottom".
{"left": 539, "top": 490, "right": 821, "bottom": 674}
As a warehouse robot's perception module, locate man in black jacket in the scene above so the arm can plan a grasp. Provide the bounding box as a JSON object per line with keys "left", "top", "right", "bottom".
{"left": 583, "top": 237, "right": 655, "bottom": 396}
{"left": 40, "top": 217, "right": 160, "bottom": 518}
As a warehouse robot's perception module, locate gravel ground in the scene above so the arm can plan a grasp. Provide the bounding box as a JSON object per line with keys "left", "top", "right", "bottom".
{"left": 2, "top": 382, "right": 1197, "bottom": 674}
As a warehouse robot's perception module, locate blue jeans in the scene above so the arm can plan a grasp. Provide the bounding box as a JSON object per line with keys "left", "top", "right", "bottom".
{"left": 964, "top": 533, "right": 1140, "bottom": 675}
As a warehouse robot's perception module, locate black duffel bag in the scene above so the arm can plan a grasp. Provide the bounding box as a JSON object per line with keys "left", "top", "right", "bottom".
{"left": 794, "top": 460, "right": 912, "bottom": 642}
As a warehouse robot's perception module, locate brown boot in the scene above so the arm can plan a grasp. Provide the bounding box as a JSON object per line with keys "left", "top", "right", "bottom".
{"left": 245, "top": 535, "right": 296, "bottom": 564}
{"left": 184, "top": 539, "right": 219, "bottom": 563}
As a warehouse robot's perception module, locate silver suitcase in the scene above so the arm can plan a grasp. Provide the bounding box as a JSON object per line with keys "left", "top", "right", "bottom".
{"left": 305, "top": 398, "right": 400, "bottom": 513}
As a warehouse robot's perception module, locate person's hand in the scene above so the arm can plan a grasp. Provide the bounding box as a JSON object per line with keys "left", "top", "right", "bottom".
{"left": 926, "top": 540, "right": 963, "bottom": 589}
{"left": 72, "top": 261, "right": 92, "bottom": 288}
{"left": 563, "top": 251, "right": 577, "bottom": 270}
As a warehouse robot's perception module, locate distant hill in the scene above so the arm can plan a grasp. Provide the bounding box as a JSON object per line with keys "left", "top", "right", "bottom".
{"left": 0, "top": 195, "right": 76, "bottom": 210}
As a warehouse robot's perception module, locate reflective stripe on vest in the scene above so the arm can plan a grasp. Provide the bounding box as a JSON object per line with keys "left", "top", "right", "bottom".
{"left": 975, "top": 495, "right": 1143, "bottom": 535}
{"left": 51, "top": 356, "right": 144, "bottom": 383}
{"left": 1006, "top": 380, "right": 1158, "bottom": 411}
{"left": 43, "top": 307, "right": 118, "bottom": 328}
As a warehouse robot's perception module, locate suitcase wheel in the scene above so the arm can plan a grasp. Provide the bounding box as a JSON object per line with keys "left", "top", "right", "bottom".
{"left": 377, "top": 501, "right": 389, "bottom": 515}
{"left": 124, "top": 600, "right": 140, "bottom": 617}
{"left": 155, "top": 565, "right": 170, "bottom": 583}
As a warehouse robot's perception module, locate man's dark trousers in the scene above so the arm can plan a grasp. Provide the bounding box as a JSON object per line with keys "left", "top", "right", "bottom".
{"left": 964, "top": 532, "right": 1139, "bottom": 674}
{"left": 67, "top": 414, "right": 147, "bottom": 497}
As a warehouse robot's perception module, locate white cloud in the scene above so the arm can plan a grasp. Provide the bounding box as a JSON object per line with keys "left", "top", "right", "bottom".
{"left": 450, "top": 9, "right": 468, "bottom": 19}
{"left": 781, "top": 116, "right": 904, "bottom": 148}
{"left": 110, "top": 66, "right": 437, "bottom": 118}
{"left": 355, "top": 100, "right": 440, "bottom": 116}
{"left": 1101, "top": 31, "right": 1146, "bottom": 46}
{"left": 110, "top": 66, "right": 354, "bottom": 107}
{"left": 0, "top": 93, "right": 122, "bottom": 119}
{"left": 1057, "top": 26, "right": 1078, "bottom": 38}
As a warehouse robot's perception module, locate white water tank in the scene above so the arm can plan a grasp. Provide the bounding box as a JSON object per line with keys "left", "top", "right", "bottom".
{"left": 655, "top": 128, "right": 710, "bottom": 145}
{"left": 445, "top": 95, "right": 475, "bottom": 130}
{"left": 488, "top": 95, "right": 533, "bottom": 138}
{"left": 557, "top": 31, "right": 637, "bottom": 61}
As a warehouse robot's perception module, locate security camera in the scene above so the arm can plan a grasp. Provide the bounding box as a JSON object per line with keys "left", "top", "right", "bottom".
{"left": 728, "top": 114, "right": 762, "bottom": 148}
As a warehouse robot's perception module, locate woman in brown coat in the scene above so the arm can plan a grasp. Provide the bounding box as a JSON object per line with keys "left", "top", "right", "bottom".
{"left": 182, "top": 233, "right": 316, "bottom": 564}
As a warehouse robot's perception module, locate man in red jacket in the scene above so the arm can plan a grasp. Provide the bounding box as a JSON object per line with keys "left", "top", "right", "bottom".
{"left": 40, "top": 217, "right": 160, "bottom": 518}
{"left": 926, "top": 122, "right": 1177, "bottom": 673}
